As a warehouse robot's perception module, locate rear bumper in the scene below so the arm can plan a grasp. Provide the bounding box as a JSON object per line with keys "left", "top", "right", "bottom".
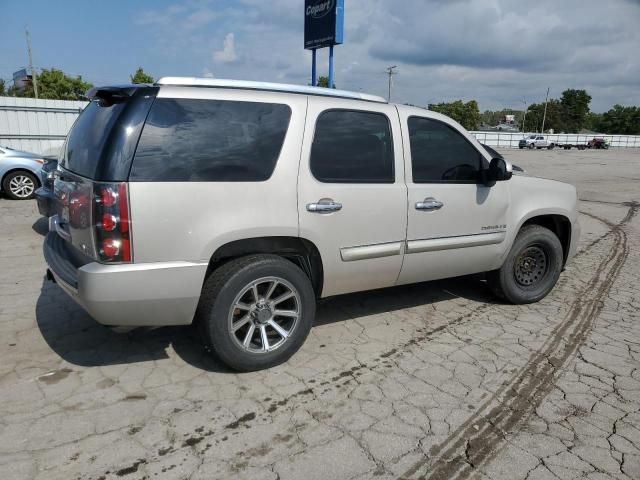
{"left": 43, "top": 232, "right": 208, "bottom": 326}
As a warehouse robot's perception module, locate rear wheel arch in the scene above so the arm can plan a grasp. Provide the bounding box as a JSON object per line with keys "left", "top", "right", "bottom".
{"left": 520, "top": 214, "right": 572, "bottom": 265}
{"left": 205, "top": 236, "right": 324, "bottom": 296}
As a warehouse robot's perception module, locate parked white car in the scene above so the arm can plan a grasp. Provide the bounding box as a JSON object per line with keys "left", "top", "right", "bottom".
{"left": 44, "top": 78, "right": 580, "bottom": 371}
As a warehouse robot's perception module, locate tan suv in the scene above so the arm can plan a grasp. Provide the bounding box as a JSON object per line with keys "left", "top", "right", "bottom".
{"left": 44, "top": 77, "right": 580, "bottom": 371}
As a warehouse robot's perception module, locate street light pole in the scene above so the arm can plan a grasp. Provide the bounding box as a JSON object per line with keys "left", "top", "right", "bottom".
{"left": 541, "top": 87, "right": 550, "bottom": 133}
{"left": 386, "top": 65, "right": 397, "bottom": 102}
{"left": 25, "top": 28, "right": 38, "bottom": 99}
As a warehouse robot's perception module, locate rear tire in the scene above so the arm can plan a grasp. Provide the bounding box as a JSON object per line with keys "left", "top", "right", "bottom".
{"left": 3, "top": 170, "right": 38, "bottom": 200}
{"left": 528, "top": 143, "right": 535, "bottom": 149}
{"left": 196, "top": 254, "right": 315, "bottom": 371}
{"left": 487, "top": 225, "right": 563, "bottom": 304}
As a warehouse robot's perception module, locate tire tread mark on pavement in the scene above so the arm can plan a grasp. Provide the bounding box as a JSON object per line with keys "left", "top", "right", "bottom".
{"left": 399, "top": 202, "right": 637, "bottom": 480}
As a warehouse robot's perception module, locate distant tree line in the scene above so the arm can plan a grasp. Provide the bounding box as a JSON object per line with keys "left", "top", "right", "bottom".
{"left": 1, "top": 67, "right": 154, "bottom": 100}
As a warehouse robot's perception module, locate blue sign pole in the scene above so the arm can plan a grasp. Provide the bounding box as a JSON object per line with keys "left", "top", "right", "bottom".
{"left": 328, "top": 45, "right": 334, "bottom": 88}
{"left": 312, "top": 49, "right": 317, "bottom": 86}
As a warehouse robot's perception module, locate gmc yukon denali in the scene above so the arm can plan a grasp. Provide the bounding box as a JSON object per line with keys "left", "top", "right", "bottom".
{"left": 44, "top": 78, "right": 580, "bottom": 371}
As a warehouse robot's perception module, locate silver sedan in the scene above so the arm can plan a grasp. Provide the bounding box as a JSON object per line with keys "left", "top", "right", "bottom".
{"left": 0, "top": 145, "right": 44, "bottom": 200}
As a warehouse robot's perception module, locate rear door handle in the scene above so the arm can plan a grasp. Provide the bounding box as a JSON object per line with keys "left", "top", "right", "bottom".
{"left": 307, "top": 198, "right": 342, "bottom": 213}
{"left": 415, "top": 197, "right": 444, "bottom": 211}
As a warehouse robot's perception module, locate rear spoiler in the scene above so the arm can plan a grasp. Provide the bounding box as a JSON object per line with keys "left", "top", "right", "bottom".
{"left": 86, "top": 84, "right": 150, "bottom": 106}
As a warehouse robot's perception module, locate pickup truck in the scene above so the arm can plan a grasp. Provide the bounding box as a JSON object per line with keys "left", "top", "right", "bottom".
{"left": 519, "top": 135, "right": 555, "bottom": 150}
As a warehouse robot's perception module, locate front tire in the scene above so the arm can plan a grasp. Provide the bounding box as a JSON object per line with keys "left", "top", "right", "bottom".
{"left": 488, "top": 225, "right": 563, "bottom": 304}
{"left": 3, "top": 170, "right": 38, "bottom": 200}
{"left": 528, "top": 143, "right": 535, "bottom": 149}
{"left": 196, "top": 254, "right": 315, "bottom": 371}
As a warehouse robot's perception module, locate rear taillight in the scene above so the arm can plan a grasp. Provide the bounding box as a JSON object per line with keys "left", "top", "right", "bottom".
{"left": 94, "top": 182, "right": 132, "bottom": 263}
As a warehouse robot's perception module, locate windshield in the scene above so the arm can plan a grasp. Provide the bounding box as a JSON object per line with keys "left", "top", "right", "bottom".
{"left": 528, "top": 135, "right": 536, "bottom": 139}
{"left": 62, "top": 100, "right": 126, "bottom": 178}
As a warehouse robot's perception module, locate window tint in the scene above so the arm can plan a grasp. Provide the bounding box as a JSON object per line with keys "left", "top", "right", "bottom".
{"left": 63, "top": 100, "right": 128, "bottom": 178}
{"left": 310, "top": 110, "right": 394, "bottom": 183}
{"left": 408, "top": 117, "right": 482, "bottom": 183}
{"left": 130, "top": 98, "right": 291, "bottom": 182}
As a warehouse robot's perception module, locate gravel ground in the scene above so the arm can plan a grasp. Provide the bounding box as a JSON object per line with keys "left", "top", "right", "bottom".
{"left": 0, "top": 148, "right": 639, "bottom": 480}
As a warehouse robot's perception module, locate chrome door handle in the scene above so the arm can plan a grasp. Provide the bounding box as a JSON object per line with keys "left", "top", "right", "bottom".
{"left": 306, "top": 199, "right": 342, "bottom": 213}
{"left": 415, "top": 197, "right": 444, "bottom": 211}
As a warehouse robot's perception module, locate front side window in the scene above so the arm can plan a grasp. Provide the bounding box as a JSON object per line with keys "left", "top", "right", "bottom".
{"left": 408, "top": 117, "right": 483, "bottom": 183}
{"left": 130, "top": 98, "right": 291, "bottom": 182}
{"left": 310, "top": 110, "right": 394, "bottom": 183}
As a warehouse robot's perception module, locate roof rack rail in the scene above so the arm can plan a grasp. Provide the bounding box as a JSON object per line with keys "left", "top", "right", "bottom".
{"left": 156, "top": 77, "right": 387, "bottom": 103}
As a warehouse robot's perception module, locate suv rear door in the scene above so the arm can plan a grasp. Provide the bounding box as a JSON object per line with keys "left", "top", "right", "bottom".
{"left": 396, "top": 107, "right": 509, "bottom": 285}
{"left": 298, "top": 97, "right": 407, "bottom": 297}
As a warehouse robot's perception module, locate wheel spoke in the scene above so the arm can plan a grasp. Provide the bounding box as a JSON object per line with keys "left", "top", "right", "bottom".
{"left": 251, "top": 284, "right": 260, "bottom": 302}
{"left": 265, "top": 281, "right": 279, "bottom": 300}
{"left": 232, "top": 314, "right": 251, "bottom": 332}
{"left": 243, "top": 324, "right": 256, "bottom": 347}
{"left": 259, "top": 325, "right": 269, "bottom": 351}
{"left": 234, "top": 302, "right": 253, "bottom": 311}
{"left": 271, "top": 291, "right": 294, "bottom": 305}
{"left": 273, "top": 309, "right": 298, "bottom": 318}
{"left": 267, "top": 319, "right": 289, "bottom": 339}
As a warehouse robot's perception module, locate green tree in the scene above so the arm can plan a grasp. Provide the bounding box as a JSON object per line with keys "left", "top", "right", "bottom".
{"left": 428, "top": 100, "right": 481, "bottom": 130}
{"left": 560, "top": 89, "right": 591, "bottom": 133}
{"left": 0, "top": 79, "right": 6, "bottom": 96}
{"left": 583, "top": 112, "right": 603, "bottom": 132}
{"left": 130, "top": 67, "right": 154, "bottom": 84}
{"left": 598, "top": 105, "right": 640, "bottom": 135}
{"left": 316, "top": 76, "right": 336, "bottom": 88}
{"left": 20, "top": 68, "right": 92, "bottom": 100}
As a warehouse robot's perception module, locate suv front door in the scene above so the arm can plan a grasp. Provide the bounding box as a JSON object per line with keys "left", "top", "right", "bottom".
{"left": 396, "top": 108, "right": 510, "bottom": 285}
{"left": 298, "top": 98, "right": 407, "bottom": 297}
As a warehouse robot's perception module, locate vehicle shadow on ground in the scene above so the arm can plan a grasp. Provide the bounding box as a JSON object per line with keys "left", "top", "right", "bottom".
{"left": 35, "top": 274, "right": 498, "bottom": 373}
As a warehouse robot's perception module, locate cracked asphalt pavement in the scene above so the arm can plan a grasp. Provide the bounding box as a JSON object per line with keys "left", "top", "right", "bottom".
{"left": 1, "top": 149, "right": 639, "bottom": 480}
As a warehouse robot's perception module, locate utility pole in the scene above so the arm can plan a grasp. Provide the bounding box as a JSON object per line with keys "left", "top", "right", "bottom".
{"left": 385, "top": 65, "right": 397, "bottom": 102}
{"left": 25, "top": 28, "right": 38, "bottom": 99}
{"left": 522, "top": 99, "right": 527, "bottom": 132}
{"left": 541, "top": 87, "right": 550, "bottom": 133}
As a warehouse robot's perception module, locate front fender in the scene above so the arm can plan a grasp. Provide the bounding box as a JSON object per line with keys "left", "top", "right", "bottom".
{"left": 502, "top": 176, "right": 579, "bottom": 263}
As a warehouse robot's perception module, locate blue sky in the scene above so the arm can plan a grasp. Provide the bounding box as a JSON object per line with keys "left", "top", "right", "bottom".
{"left": 2, "top": 0, "right": 639, "bottom": 112}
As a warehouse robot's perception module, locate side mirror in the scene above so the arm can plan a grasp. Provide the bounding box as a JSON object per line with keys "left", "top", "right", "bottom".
{"left": 484, "top": 157, "right": 512, "bottom": 186}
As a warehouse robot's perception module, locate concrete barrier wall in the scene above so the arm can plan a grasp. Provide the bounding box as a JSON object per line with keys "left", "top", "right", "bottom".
{"left": 470, "top": 131, "right": 640, "bottom": 149}
{"left": 0, "top": 96, "right": 87, "bottom": 156}
{"left": 1, "top": 95, "right": 639, "bottom": 156}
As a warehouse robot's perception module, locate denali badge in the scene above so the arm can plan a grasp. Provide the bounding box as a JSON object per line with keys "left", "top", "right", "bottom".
{"left": 481, "top": 224, "right": 507, "bottom": 231}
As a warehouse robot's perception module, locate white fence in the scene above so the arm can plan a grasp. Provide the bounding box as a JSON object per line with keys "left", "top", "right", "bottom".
{"left": 470, "top": 131, "right": 640, "bottom": 149}
{"left": 2, "top": 95, "right": 640, "bottom": 156}
{"left": 0, "top": 96, "right": 87, "bottom": 156}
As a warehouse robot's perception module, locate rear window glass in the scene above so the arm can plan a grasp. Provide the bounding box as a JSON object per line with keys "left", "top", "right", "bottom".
{"left": 130, "top": 98, "right": 292, "bottom": 182}
{"left": 62, "top": 100, "right": 127, "bottom": 178}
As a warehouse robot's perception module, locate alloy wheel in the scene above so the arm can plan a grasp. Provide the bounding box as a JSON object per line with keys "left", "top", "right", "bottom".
{"left": 228, "top": 276, "right": 301, "bottom": 354}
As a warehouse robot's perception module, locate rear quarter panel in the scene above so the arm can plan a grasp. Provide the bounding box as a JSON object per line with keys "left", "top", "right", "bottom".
{"left": 128, "top": 87, "right": 307, "bottom": 263}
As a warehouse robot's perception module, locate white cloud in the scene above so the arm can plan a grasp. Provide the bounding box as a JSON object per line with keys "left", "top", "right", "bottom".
{"left": 213, "top": 33, "right": 238, "bottom": 63}
{"left": 202, "top": 67, "right": 214, "bottom": 78}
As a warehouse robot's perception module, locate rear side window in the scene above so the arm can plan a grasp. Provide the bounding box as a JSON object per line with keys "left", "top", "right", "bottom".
{"left": 310, "top": 110, "right": 394, "bottom": 183}
{"left": 408, "top": 117, "right": 482, "bottom": 183}
{"left": 130, "top": 98, "right": 291, "bottom": 182}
